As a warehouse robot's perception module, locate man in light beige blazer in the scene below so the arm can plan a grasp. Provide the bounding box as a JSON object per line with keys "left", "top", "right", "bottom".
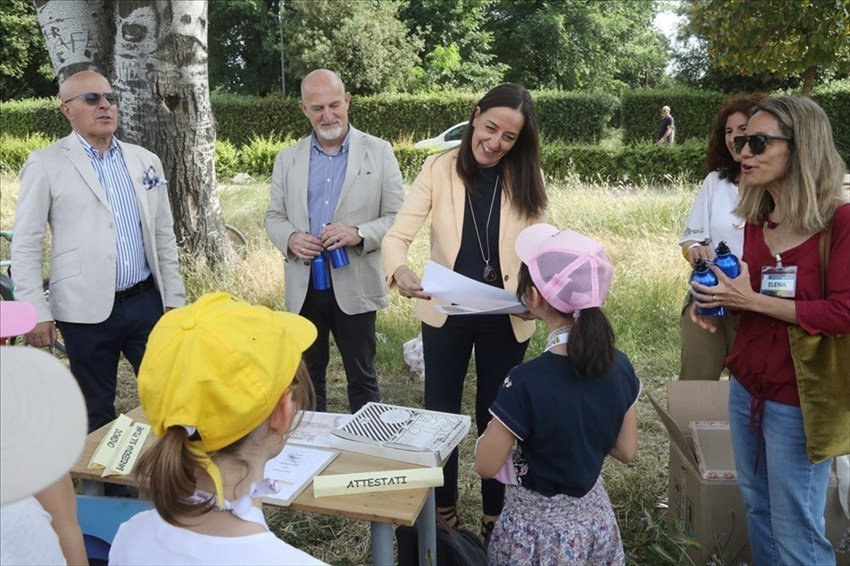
{"left": 265, "top": 69, "right": 404, "bottom": 412}
{"left": 12, "top": 71, "right": 185, "bottom": 434}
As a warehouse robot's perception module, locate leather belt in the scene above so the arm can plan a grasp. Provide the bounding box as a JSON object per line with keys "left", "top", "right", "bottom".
{"left": 115, "top": 276, "right": 155, "bottom": 302}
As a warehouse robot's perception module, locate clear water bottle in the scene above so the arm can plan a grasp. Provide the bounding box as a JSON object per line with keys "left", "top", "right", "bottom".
{"left": 312, "top": 253, "right": 330, "bottom": 290}
{"left": 713, "top": 241, "right": 740, "bottom": 279}
{"left": 691, "top": 258, "right": 724, "bottom": 317}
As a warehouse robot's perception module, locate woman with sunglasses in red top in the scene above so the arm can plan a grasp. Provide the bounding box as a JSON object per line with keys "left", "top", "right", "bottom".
{"left": 689, "top": 96, "right": 849, "bottom": 565}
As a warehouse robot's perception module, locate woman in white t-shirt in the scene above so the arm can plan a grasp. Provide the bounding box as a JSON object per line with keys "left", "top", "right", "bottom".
{"left": 109, "top": 293, "right": 324, "bottom": 565}
{"left": 678, "top": 93, "right": 767, "bottom": 380}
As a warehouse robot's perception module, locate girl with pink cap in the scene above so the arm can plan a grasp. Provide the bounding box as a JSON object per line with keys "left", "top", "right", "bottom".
{"left": 474, "top": 225, "right": 640, "bottom": 565}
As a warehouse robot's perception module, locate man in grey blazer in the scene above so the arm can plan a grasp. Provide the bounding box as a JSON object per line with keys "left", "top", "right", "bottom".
{"left": 265, "top": 69, "right": 404, "bottom": 412}
{"left": 12, "top": 70, "right": 185, "bottom": 433}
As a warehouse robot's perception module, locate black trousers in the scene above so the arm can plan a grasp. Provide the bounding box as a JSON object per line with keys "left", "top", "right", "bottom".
{"left": 57, "top": 285, "right": 163, "bottom": 433}
{"left": 299, "top": 280, "right": 380, "bottom": 413}
{"left": 422, "top": 314, "right": 529, "bottom": 516}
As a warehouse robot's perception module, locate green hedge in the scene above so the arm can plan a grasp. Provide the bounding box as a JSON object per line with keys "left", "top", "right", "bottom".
{"left": 212, "top": 94, "right": 308, "bottom": 144}
{"left": 5, "top": 87, "right": 846, "bottom": 164}
{"left": 0, "top": 132, "right": 57, "bottom": 172}
{"left": 623, "top": 86, "right": 850, "bottom": 165}
{"left": 621, "top": 89, "right": 726, "bottom": 145}
{"left": 1, "top": 90, "right": 617, "bottom": 147}
{"left": 541, "top": 138, "right": 706, "bottom": 185}
{"left": 212, "top": 90, "right": 618, "bottom": 145}
{"left": 3, "top": 133, "right": 706, "bottom": 186}
{"left": 0, "top": 98, "right": 66, "bottom": 142}
{"left": 813, "top": 82, "right": 850, "bottom": 166}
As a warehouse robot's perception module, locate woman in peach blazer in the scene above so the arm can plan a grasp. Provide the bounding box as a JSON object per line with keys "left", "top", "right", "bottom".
{"left": 382, "top": 84, "right": 547, "bottom": 541}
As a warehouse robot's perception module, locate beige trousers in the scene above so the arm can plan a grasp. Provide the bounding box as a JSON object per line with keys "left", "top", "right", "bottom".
{"left": 679, "top": 293, "right": 739, "bottom": 381}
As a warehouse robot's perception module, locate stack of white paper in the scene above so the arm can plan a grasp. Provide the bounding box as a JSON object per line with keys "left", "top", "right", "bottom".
{"left": 287, "top": 411, "right": 352, "bottom": 449}
{"left": 328, "top": 402, "right": 471, "bottom": 467}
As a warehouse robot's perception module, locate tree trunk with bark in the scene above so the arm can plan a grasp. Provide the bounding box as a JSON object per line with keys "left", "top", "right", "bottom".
{"left": 801, "top": 66, "right": 816, "bottom": 97}
{"left": 33, "top": 0, "right": 230, "bottom": 266}
{"left": 34, "top": 0, "right": 114, "bottom": 81}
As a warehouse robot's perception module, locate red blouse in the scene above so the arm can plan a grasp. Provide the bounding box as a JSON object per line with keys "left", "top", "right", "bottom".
{"left": 726, "top": 204, "right": 850, "bottom": 406}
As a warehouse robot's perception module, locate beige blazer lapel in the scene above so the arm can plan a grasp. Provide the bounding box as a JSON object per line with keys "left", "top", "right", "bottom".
{"left": 118, "top": 141, "right": 152, "bottom": 228}
{"left": 63, "top": 135, "right": 110, "bottom": 210}
{"left": 450, "top": 161, "right": 466, "bottom": 245}
{"left": 498, "top": 175, "right": 517, "bottom": 256}
{"left": 291, "top": 138, "right": 312, "bottom": 224}
{"left": 337, "top": 127, "right": 364, "bottom": 213}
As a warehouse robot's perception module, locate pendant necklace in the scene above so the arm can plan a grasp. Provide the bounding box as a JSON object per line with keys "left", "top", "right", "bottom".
{"left": 466, "top": 174, "right": 500, "bottom": 283}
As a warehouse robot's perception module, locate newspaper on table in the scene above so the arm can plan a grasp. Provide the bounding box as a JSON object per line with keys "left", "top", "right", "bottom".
{"left": 327, "top": 402, "right": 471, "bottom": 467}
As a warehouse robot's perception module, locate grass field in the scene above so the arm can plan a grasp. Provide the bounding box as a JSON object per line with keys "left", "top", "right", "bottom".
{"left": 1, "top": 172, "right": 706, "bottom": 564}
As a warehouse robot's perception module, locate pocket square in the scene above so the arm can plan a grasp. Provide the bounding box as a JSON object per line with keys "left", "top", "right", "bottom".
{"left": 143, "top": 166, "right": 167, "bottom": 190}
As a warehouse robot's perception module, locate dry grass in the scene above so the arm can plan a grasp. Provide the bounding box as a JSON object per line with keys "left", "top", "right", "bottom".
{"left": 1, "top": 172, "right": 702, "bottom": 565}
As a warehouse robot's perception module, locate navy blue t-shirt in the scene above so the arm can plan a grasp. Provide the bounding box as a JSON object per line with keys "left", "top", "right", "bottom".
{"left": 489, "top": 350, "right": 640, "bottom": 497}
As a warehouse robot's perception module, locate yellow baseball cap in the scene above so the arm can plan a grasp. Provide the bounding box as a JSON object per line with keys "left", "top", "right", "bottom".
{"left": 138, "top": 293, "right": 317, "bottom": 452}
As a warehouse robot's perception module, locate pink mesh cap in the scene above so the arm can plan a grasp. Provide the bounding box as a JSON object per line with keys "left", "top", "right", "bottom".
{"left": 515, "top": 224, "right": 613, "bottom": 314}
{"left": 0, "top": 300, "right": 37, "bottom": 339}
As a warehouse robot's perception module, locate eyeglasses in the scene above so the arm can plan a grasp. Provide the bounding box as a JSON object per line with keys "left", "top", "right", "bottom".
{"left": 62, "top": 92, "right": 117, "bottom": 106}
{"left": 733, "top": 134, "right": 792, "bottom": 155}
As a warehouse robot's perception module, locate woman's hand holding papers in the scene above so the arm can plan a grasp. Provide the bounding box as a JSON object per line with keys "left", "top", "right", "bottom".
{"left": 393, "top": 266, "right": 432, "bottom": 300}
{"left": 511, "top": 310, "right": 536, "bottom": 321}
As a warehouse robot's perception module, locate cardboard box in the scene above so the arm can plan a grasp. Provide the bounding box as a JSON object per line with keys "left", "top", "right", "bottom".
{"left": 649, "top": 381, "right": 849, "bottom": 565}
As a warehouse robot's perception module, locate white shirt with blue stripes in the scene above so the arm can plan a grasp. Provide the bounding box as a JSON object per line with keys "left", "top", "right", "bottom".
{"left": 75, "top": 133, "right": 152, "bottom": 291}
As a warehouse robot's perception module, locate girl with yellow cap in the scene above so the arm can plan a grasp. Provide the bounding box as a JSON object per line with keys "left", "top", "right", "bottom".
{"left": 109, "top": 293, "right": 325, "bottom": 565}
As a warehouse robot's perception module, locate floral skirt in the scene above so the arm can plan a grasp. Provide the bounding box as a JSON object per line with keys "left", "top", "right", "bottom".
{"left": 488, "top": 477, "right": 625, "bottom": 566}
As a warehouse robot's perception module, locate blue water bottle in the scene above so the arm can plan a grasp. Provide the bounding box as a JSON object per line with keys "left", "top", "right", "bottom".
{"left": 691, "top": 258, "right": 724, "bottom": 317}
{"left": 713, "top": 241, "right": 740, "bottom": 279}
{"left": 312, "top": 253, "right": 330, "bottom": 290}
{"left": 323, "top": 222, "right": 350, "bottom": 268}
{"left": 329, "top": 246, "right": 349, "bottom": 268}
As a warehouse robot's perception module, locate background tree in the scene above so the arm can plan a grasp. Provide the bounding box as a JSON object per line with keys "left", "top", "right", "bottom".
{"left": 0, "top": 0, "right": 56, "bottom": 100}
{"left": 282, "top": 0, "right": 421, "bottom": 95}
{"left": 208, "top": 0, "right": 282, "bottom": 96}
{"left": 686, "top": 0, "right": 850, "bottom": 95}
{"left": 488, "top": 0, "right": 667, "bottom": 92}
{"left": 34, "top": 0, "right": 229, "bottom": 264}
{"left": 400, "top": 0, "right": 506, "bottom": 91}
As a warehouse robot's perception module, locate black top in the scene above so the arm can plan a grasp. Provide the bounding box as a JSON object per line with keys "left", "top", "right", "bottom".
{"left": 454, "top": 164, "right": 504, "bottom": 288}
{"left": 657, "top": 115, "right": 674, "bottom": 140}
{"left": 491, "top": 350, "right": 641, "bottom": 497}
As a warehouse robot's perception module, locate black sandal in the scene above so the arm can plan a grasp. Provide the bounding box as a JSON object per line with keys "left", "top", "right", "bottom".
{"left": 437, "top": 505, "right": 459, "bottom": 530}
{"left": 480, "top": 518, "right": 496, "bottom": 546}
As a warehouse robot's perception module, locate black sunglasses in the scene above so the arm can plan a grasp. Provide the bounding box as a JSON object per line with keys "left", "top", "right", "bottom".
{"left": 62, "top": 92, "right": 117, "bottom": 106}
{"left": 733, "top": 134, "right": 792, "bottom": 155}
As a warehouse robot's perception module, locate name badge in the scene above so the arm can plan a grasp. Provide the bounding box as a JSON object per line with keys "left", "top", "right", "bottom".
{"left": 761, "top": 265, "right": 797, "bottom": 298}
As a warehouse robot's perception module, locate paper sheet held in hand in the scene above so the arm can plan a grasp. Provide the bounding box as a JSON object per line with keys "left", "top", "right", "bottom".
{"left": 422, "top": 261, "right": 526, "bottom": 315}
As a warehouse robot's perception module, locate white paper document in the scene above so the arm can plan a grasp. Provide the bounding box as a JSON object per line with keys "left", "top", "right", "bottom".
{"left": 287, "top": 411, "right": 352, "bottom": 449}
{"left": 421, "top": 260, "right": 526, "bottom": 315}
{"left": 262, "top": 444, "right": 337, "bottom": 506}
{"left": 328, "top": 402, "right": 471, "bottom": 466}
